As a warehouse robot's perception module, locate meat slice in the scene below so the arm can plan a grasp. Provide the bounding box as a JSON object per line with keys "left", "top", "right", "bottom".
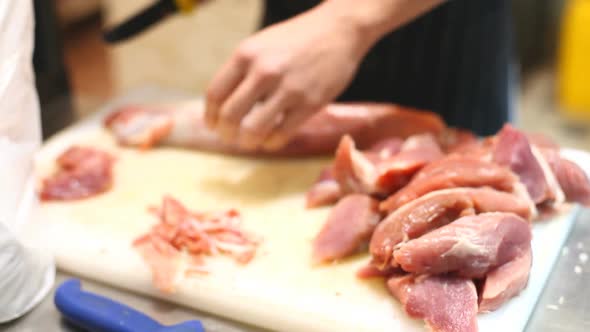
{"left": 380, "top": 156, "right": 518, "bottom": 213}
{"left": 306, "top": 137, "right": 405, "bottom": 208}
{"left": 387, "top": 274, "right": 478, "bottom": 332}
{"left": 39, "top": 146, "right": 115, "bottom": 201}
{"left": 479, "top": 247, "right": 532, "bottom": 312}
{"left": 291, "top": 103, "right": 445, "bottom": 155}
{"left": 393, "top": 212, "right": 532, "bottom": 278}
{"left": 438, "top": 127, "right": 479, "bottom": 153}
{"left": 542, "top": 149, "right": 590, "bottom": 206}
{"left": 333, "top": 134, "right": 443, "bottom": 196}
{"left": 355, "top": 264, "right": 402, "bottom": 279}
{"left": 554, "top": 158, "right": 590, "bottom": 205}
{"left": 375, "top": 134, "right": 444, "bottom": 193}
{"left": 366, "top": 137, "right": 404, "bottom": 160}
{"left": 104, "top": 105, "right": 174, "bottom": 150}
{"left": 305, "top": 138, "right": 407, "bottom": 208}
{"left": 105, "top": 101, "right": 445, "bottom": 157}
{"left": 530, "top": 145, "right": 566, "bottom": 206}
{"left": 332, "top": 135, "right": 377, "bottom": 194}
{"left": 370, "top": 188, "right": 533, "bottom": 268}
{"left": 493, "top": 124, "right": 560, "bottom": 204}
{"left": 305, "top": 167, "right": 342, "bottom": 208}
{"left": 312, "top": 194, "right": 381, "bottom": 263}
{"left": 526, "top": 132, "right": 560, "bottom": 150}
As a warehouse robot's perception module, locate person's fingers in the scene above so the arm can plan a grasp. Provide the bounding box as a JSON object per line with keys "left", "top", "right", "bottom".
{"left": 216, "top": 68, "right": 279, "bottom": 142}
{"left": 204, "top": 56, "right": 248, "bottom": 128}
{"left": 238, "top": 90, "right": 296, "bottom": 150}
{"left": 262, "top": 107, "right": 316, "bottom": 151}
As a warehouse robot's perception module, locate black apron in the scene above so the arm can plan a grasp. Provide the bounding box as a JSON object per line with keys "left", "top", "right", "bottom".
{"left": 261, "top": 0, "right": 515, "bottom": 136}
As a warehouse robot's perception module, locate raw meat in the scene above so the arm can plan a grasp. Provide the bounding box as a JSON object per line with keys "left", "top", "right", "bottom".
{"left": 526, "top": 132, "right": 560, "bottom": 150}
{"left": 393, "top": 212, "right": 532, "bottom": 278}
{"left": 355, "top": 264, "right": 402, "bottom": 279}
{"left": 332, "top": 135, "right": 378, "bottom": 194}
{"left": 479, "top": 247, "right": 532, "bottom": 312}
{"left": 105, "top": 101, "right": 445, "bottom": 157}
{"left": 306, "top": 138, "right": 410, "bottom": 208}
{"left": 104, "top": 105, "right": 173, "bottom": 150}
{"left": 305, "top": 167, "right": 342, "bottom": 208}
{"left": 445, "top": 135, "right": 494, "bottom": 157}
{"left": 530, "top": 145, "right": 566, "bottom": 206}
{"left": 133, "top": 235, "right": 183, "bottom": 293}
{"left": 332, "top": 134, "right": 443, "bottom": 196}
{"left": 134, "top": 196, "right": 258, "bottom": 292}
{"left": 492, "top": 124, "right": 561, "bottom": 204}
{"left": 542, "top": 149, "right": 590, "bottom": 206}
{"left": 438, "top": 127, "right": 479, "bottom": 153}
{"left": 312, "top": 194, "right": 381, "bottom": 263}
{"left": 387, "top": 274, "right": 478, "bottom": 332}
{"left": 370, "top": 188, "right": 533, "bottom": 268}
{"left": 39, "top": 146, "right": 115, "bottom": 201}
{"left": 380, "top": 156, "right": 518, "bottom": 213}
{"left": 365, "top": 137, "right": 404, "bottom": 161}
{"left": 375, "top": 134, "right": 444, "bottom": 194}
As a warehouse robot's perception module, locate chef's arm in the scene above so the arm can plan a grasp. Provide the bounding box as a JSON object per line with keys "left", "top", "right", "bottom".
{"left": 323, "top": 0, "right": 446, "bottom": 54}
{"left": 205, "top": 0, "right": 446, "bottom": 151}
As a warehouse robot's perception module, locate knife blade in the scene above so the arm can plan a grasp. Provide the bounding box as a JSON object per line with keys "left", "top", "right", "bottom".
{"left": 103, "top": 0, "right": 179, "bottom": 44}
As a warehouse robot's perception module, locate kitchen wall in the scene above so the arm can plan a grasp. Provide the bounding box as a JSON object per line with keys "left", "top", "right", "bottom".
{"left": 60, "top": 0, "right": 567, "bottom": 95}
{"left": 102, "top": 0, "right": 261, "bottom": 96}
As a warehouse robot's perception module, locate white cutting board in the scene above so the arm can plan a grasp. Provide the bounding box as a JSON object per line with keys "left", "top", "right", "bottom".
{"left": 32, "top": 90, "right": 578, "bottom": 332}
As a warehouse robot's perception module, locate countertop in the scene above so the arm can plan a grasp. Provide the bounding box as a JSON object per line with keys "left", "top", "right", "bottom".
{"left": 3, "top": 209, "right": 590, "bottom": 332}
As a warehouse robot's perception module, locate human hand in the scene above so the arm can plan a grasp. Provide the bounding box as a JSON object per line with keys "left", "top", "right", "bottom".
{"left": 204, "top": 4, "right": 372, "bottom": 151}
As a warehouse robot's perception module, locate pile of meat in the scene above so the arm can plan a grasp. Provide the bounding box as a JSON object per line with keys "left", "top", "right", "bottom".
{"left": 133, "top": 196, "right": 259, "bottom": 293}
{"left": 39, "top": 146, "right": 115, "bottom": 201}
{"left": 308, "top": 124, "right": 590, "bottom": 332}
{"left": 98, "top": 101, "right": 590, "bottom": 329}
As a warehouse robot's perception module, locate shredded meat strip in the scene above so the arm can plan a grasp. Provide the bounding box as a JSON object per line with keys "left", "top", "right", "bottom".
{"left": 134, "top": 196, "right": 259, "bottom": 293}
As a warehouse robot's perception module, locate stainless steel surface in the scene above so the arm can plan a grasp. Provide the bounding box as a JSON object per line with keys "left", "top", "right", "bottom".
{"left": 0, "top": 274, "right": 264, "bottom": 332}
{"left": 2, "top": 211, "right": 589, "bottom": 332}
{"left": 525, "top": 208, "right": 590, "bottom": 332}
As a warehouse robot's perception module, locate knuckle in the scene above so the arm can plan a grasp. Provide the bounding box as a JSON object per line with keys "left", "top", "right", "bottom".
{"left": 282, "top": 81, "right": 306, "bottom": 99}
{"left": 240, "top": 117, "right": 259, "bottom": 133}
{"left": 253, "top": 61, "right": 282, "bottom": 81}
{"left": 219, "top": 107, "right": 239, "bottom": 123}
{"left": 235, "top": 41, "right": 257, "bottom": 63}
{"left": 302, "top": 93, "right": 323, "bottom": 110}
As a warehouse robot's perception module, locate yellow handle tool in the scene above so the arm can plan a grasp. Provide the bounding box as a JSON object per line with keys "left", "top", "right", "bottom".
{"left": 557, "top": 0, "right": 590, "bottom": 120}
{"left": 103, "top": 0, "right": 199, "bottom": 44}
{"left": 175, "top": 0, "right": 198, "bottom": 13}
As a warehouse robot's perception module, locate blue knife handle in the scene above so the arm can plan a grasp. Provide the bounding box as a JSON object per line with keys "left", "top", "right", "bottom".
{"left": 54, "top": 279, "right": 204, "bottom": 332}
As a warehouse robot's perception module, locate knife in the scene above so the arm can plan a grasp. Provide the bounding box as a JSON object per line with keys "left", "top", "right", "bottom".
{"left": 103, "top": 0, "right": 198, "bottom": 44}
{"left": 54, "top": 279, "right": 204, "bottom": 332}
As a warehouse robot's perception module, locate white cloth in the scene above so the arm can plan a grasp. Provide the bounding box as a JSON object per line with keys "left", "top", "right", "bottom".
{"left": 0, "top": 0, "right": 55, "bottom": 323}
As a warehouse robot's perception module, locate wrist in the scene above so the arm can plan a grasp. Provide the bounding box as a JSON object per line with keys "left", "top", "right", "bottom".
{"left": 317, "top": 0, "right": 445, "bottom": 53}
{"left": 314, "top": 1, "right": 387, "bottom": 60}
